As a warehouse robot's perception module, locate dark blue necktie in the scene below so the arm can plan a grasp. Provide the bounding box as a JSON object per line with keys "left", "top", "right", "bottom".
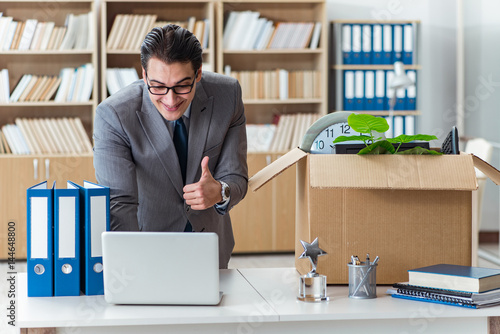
{"left": 173, "top": 118, "right": 192, "bottom": 232}
{"left": 173, "top": 118, "right": 188, "bottom": 185}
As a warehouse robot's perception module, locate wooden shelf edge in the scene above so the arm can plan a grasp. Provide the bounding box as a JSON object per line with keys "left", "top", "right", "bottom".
{"left": 0, "top": 50, "right": 93, "bottom": 55}
{"left": 224, "top": 49, "right": 323, "bottom": 54}
{"left": 0, "top": 153, "right": 93, "bottom": 157}
{"left": 0, "top": 102, "right": 95, "bottom": 107}
{"left": 244, "top": 98, "right": 323, "bottom": 104}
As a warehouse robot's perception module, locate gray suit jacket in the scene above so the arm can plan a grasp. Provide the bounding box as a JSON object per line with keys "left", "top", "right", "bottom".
{"left": 93, "top": 71, "right": 248, "bottom": 268}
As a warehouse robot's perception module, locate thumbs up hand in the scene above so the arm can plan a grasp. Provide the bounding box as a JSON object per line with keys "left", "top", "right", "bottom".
{"left": 183, "top": 156, "right": 223, "bottom": 210}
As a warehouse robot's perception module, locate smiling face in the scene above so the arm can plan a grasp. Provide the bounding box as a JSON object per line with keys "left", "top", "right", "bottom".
{"left": 143, "top": 57, "right": 202, "bottom": 121}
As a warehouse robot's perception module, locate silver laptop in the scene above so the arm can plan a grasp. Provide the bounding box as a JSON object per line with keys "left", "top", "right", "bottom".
{"left": 101, "top": 231, "right": 222, "bottom": 305}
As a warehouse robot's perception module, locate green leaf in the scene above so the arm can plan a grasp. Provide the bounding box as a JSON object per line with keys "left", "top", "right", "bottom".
{"left": 387, "top": 134, "right": 439, "bottom": 144}
{"left": 332, "top": 135, "right": 371, "bottom": 144}
{"left": 396, "top": 147, "right": 443, "bottom": 155}
{"left": 348, "top": 114, "right": 390, "bottom": 133}
{"left": 358, "top": 140, "right": 396, "bottom": 154}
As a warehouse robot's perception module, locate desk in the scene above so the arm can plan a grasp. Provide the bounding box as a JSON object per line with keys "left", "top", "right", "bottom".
{"left": 19, "top": 268, "right": 500, "bottom": 333}
{"left": 18, "top": 270, "right": 278, "bottom": 334}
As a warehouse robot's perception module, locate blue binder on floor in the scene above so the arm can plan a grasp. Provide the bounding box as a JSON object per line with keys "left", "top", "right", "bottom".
{"left": 69, "top": 180, "right": 110, "bottom": 296}
{"left": 54, "top": 182, "right": 80, "bottom": 296}
{"left": 27, "top": 181, "right": 55, "bottom": 297}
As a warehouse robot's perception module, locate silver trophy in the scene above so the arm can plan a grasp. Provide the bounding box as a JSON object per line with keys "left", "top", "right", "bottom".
{"left": 297, "top": 237, "right": 329, "bottom": 302}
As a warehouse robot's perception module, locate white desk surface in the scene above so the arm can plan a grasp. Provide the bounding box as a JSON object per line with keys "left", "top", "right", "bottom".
{"left": 239, "top": 267, "right": 500, "bottom": 321}
{"left": 18, "top": 270, "right": 278, "bottom": 329}
{"left": 18, "top": 268, "right": 500, "bottom": 333}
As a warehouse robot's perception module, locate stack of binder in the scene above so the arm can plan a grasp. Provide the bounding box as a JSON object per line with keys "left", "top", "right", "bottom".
{"left": 343, "top": 69, "right": 416, "bottom": 111}
{"left": 342, "top": 23, "right": 415, "bottom": 65}
{"left": 27, "top": 180, "right": 110, "bottom": 297}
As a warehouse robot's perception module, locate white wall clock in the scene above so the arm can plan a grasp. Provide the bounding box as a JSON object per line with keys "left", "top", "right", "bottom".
{"left": 299, "top": 112, "right": 363, "bottom": 154}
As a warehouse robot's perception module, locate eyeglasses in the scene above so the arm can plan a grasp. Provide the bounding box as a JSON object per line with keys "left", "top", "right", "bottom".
{"left": 145, "top": 70, "right": 198, "bottom": 95}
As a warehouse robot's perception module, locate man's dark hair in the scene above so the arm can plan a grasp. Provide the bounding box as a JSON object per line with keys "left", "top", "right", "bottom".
{"left": 140, "top": 24, "right": 202, "bottom": 72}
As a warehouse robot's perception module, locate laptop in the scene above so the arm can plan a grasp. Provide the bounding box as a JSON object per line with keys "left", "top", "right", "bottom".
{"left": 101, "top": 231, "right": 222, "bottom": 305}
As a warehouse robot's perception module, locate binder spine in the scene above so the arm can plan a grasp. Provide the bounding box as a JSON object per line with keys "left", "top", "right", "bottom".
{"left": 351, "top": 24, "right": 362, "bottom": 65}
{"left": 27, "top": 182, "right": 54, "bottom": 297}
{"left": 54, "top": 187, "right": 80, "bottom": 296}
{"left": 342, "top": 24, "right": 352, "bottom": 64}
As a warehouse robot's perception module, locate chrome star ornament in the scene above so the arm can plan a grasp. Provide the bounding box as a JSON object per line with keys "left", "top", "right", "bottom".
{"left": 299, "top": 237, "right": 327, "bottom": 275}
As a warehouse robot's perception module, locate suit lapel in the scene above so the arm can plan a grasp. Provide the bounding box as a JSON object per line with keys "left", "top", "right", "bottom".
{"left": 136, "top": 86, "right": 184, "bottom": 197}
{"left": 187, "top": 81, "right": 214, "bottom": 184}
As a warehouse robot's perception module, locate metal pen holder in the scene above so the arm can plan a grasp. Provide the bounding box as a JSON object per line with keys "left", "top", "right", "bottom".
{"left": 348, "top": 260, "right": 378, "bottom": 299}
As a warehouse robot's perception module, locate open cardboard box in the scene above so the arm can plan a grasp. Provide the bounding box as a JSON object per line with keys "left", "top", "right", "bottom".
{"left": 249, "top": 148, "right": 500, "bottom": 284}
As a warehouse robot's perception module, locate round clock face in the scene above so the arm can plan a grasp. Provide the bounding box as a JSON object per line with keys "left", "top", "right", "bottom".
{"left": 300, "top": 112, "right": 363, "bottom": 154}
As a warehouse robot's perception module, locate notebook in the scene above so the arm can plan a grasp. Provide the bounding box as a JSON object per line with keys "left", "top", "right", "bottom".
{"left": 101, "top": 231, "right": 222, "bottom": 305}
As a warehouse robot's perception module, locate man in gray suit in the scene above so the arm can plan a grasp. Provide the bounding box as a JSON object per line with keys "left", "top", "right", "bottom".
{"left": 93, "top": 25, "right": 248, "bottom": 268}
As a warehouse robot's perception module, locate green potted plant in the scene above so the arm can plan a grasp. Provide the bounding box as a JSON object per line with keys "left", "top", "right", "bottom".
{"left": 332, "top": 114, "right": 441, "bottom": 155}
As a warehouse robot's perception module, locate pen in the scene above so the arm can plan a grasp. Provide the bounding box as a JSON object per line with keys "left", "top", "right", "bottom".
{"left": 352, "top": 256, "right": 380, "bottom": 296}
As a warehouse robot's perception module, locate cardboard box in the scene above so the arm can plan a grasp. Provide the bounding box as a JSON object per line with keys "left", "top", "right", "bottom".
{"left": 249, "top": 148, "right": 500, "bottom": 284}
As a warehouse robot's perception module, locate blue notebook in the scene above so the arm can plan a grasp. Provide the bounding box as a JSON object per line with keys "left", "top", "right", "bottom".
{"left": 391, "top": 292, "right": 478, "bottom": 309}
{"left": 408, "top": 264, "right": 500, "bottom": 293}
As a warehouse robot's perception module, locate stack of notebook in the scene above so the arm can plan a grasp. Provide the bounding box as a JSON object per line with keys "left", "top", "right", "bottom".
{"left": 389, "top": 264, "right": 500, "bottom": 308}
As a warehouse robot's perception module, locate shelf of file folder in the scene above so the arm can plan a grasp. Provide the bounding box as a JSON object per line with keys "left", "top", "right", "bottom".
{"left": 332, "top": 20, "right": 419, "bottom": 66}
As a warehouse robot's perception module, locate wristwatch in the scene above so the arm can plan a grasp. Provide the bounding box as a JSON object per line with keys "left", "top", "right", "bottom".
{"left": 219, "top": 180, "right": 230, "bottom": 203}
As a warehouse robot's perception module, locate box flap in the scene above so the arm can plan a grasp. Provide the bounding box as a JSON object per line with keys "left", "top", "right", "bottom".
{"left": 249, "top": 147, "right": 307, "bottom": 192}
{"left": 472, "top": 154, "right": 500, "bottom": 185}
{"left": 309, "top": 154, "right": 478, "bottom": 190}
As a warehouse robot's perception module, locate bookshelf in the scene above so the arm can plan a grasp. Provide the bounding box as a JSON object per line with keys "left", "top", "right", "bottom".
{"left": 217, "top": 0, "right": 327, "bottom": 252}
{"left": 217, "top": 0, "right": 328, "bottom": 124}
{"left": 329, "top": 20, "right": 421, "bottom": 136}
{"left": 0, "top": 0, "right": 98, "bottom": 259}
{"left": 100, "top": 0, "right": 215, "bottom": 100}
